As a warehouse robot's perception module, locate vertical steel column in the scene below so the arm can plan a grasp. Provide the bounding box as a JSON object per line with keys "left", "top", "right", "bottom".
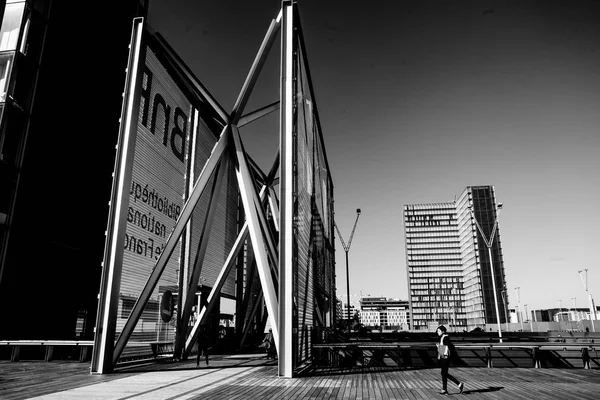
{"left": 91, "top": 18, "right": 145, "bottom": 374}
{"left": 176, "top": 108, "right": 200, "bottom": 360}
{"left": 278, "top": 0, "right": 294, "bottom": 378}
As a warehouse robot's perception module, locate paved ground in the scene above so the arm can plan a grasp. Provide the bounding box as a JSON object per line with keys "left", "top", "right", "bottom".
{"left": 1, "top": 354, "right": 599, "bottom": 399}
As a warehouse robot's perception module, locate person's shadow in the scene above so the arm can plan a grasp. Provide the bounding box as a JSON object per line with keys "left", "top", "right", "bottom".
{"left": 462, "top": 386, "right": 504, "bottom": 395}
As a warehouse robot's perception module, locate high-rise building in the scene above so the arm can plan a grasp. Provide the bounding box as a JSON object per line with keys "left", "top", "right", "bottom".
{"left": 404, "top": 186, "right": 507, "bottom": 332}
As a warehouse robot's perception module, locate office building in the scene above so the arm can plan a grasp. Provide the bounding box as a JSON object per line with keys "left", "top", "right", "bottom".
{"left": 359, "top": 297, "right": 410, "bottom": 330}
{"left": 404, "top": 186, "right": 507, "bottom": 332}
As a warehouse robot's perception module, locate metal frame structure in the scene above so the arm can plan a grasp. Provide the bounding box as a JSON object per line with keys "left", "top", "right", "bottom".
{"left": 91, "top": 1, "right": 333, "bottom": 379}
{"left": 334, "top": 209, "right": 361, "bottom": 328}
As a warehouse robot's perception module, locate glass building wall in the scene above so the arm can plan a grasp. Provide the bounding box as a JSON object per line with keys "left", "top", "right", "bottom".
{"left": 457, "top": 186, "right": 507, "bottom": 330}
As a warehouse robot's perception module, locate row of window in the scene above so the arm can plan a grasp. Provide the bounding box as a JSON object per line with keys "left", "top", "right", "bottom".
{"left": 410, "top": 276, "right": 462, "bottom": 284}
{"left": 406, "top": 226, "right": 457, "bottom": 233}
{"left": 411, "top": 296, "right": 461, "bottom": 302}
{"left": 408, "top": 262, "right": 462, "bottom": 269}
{"left": 361, "top": 311, "right": 409, "bottom": 316}
{"left": 405, "top": 213, "right": 454, "bottom": 221}
{"left": 407, "top": 241, "right": 460, "bottom": 248}
{"left": 408, "top": 253, "right": 461, "bottom": 260}
{"left": 407, "top": 220, "right": 457, "bottom": 227}
{"left": 410, "top": 287, "right": 462, "bottom": 292}
{"left": 411, "top": 314, "right": 457, "bottom": 320}
{"left": 404, "top": 205, "right": 455, "bottom": 212}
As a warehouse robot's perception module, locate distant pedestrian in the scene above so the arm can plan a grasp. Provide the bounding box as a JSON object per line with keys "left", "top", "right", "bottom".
{"left": 196, "top": 326, "right": 209, "bottom": 367}
{"left": 436, "top": 325, "right": 464, "bottom": 395}
{"left": 261, "top": 329, "right": 276, "bottom": 359}
{"left": 217, "top": 325, "right": 227, "bottom": 353}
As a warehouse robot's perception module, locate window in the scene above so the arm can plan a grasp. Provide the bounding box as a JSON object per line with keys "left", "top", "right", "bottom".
{"left": 0, "top": 2, "right": 25, "bottom": 51}
{"left": 0, "top": 53, "right": 13, "bottom": 102}
{"left": 19, "top": 12, "right": 30, "bottom": 54}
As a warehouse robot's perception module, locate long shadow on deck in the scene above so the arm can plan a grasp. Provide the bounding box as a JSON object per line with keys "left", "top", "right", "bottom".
{"left": 463, "top": 386, "right": 504, "bottom": 395}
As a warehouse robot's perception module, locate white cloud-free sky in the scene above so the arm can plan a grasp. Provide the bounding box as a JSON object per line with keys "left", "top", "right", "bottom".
{"left": 148, "top": 0, "right": 600, "bottom": 313}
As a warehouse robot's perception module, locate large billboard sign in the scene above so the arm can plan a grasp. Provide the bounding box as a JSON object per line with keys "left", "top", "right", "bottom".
{"left": 123, "top": 47, "right": 189, "bottom": 295}
{"left": 92, "top": 18, "right": 235, "bottom": 373}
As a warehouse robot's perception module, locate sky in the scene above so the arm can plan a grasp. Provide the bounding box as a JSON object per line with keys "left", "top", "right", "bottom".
{"left": 147, "top": 0, "right": 600, "bottom": 313}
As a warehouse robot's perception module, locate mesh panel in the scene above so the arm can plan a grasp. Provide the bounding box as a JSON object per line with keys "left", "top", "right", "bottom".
{"left": 292, "top": 32, "right": 335, "bottom": 368}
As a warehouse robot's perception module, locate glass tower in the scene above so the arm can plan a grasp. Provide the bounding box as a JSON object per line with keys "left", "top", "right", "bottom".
{"left": 404, "top": 186, "right": 507, "bottom": 332}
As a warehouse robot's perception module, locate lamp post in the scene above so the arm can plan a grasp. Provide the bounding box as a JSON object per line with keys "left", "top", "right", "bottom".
{"left": 515, "top": 287, "right": 523, "bottom": 331}
{"left": 469, "top": 202, "right": 503, "bottom": 342}
{"left": 578, "top": 269, "right": 597, "bottom": 332}
{"left": 334, "top": 209, "right": 361, "bottom": 330}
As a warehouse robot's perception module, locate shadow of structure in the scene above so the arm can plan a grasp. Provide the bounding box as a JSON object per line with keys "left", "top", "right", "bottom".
{"left": 302, "top": 364, "right": 430, "bottom": 377}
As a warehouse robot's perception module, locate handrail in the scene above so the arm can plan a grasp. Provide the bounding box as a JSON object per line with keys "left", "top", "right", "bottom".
{"left": 311, "top": 342, "right": 599, "bottom": 370}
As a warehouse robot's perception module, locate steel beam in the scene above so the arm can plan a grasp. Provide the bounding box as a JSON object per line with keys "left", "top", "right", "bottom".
{"left": 183, "top": 221, "right": 250, "bottom": 358}
{"left": 278, "top": 0, "right": 294, "bottom": 378}
{"left": 238, "top": 101, "right": 280, "bottom": 127}
{"left": 231, "top": 125, "right": 280, "bottom": 351}
{"left": 153, "top": 34, "right": 229, "bottom": 123}
{"left": 175, "top": 159, "right": 226, "bottom": 359}
{"left": 231, "top": 17, "right": 281, "bottom": 124}
{"left": 91, "top": 18, "right": 145, "bottom": 374}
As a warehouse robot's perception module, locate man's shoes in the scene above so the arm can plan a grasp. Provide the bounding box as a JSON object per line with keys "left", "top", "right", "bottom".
{"left": 439, "top": 390, "right": 448, "bottom": 395}
{"left": 458, "top": 382, "right": 465, "bottom": 393}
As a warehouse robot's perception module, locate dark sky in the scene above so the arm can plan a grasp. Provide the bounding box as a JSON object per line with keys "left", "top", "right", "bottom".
{"left": 147, "top": 0, "right": 600, "bottom": 311}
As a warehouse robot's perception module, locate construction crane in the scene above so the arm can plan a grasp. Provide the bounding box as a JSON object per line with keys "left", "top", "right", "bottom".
{"left": 578, "top": 269, "right": 597, "bottom": 332}
{"left": 334, "top": 208, "right": 361, "bottom": 329}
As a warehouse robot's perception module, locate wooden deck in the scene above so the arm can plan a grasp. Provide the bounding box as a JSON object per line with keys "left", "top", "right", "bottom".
{"left": 1, "top": 354, "right": 599, "bottom": 399}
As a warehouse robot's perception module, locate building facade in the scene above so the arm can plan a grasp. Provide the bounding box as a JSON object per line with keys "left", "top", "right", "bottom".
{"left": 0, "top": 0, "right": 149, "bottom": 341}
{"left": 404, "top": 186, "right": 507, "bottom": 332}
{"left": 358, "top": 297, "right": 410, "bottom": 330}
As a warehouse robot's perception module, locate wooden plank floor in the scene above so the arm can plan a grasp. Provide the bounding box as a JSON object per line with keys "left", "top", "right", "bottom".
{"left": 1, "top": 355, "right": 599, "bottom": 400}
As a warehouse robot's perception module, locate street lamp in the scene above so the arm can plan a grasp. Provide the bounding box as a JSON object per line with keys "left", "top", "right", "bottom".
{"left": 469, "top": 202, "right": 503, "bottom": 342}
{"left": 578, "top": 269, "right": 597, "bottom": 332}
{"left": 515, "top": 287, "right": 523, "bottom": 331}
{"left": 334, "top": 209, "right": 361, "bottom": 330}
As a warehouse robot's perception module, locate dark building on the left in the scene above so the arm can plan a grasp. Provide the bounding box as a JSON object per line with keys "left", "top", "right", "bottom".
{"left": 0, "top": 0, "right": 148, "bottom": 341}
